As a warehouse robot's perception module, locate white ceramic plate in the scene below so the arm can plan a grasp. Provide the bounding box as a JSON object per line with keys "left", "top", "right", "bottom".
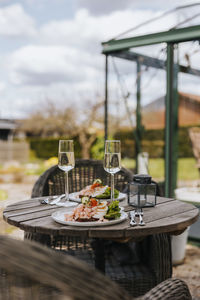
{"left": 69, "top": 192, "right": 127, "bottom": 202}
{"left": 51, "top": 208, "right": 128, "bottom": 227}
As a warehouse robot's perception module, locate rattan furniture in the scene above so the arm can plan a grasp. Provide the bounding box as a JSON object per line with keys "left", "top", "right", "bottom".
{"left": 30, "top": 159, "right": 136, "bottom": 276}
{"left": 0, "top": 235, "right": 192, "bottom": 300}
{"left": 31, "top": 159, "right": 133, "bottom": 198}
{"left": 3, "top": 195, "right": 198, "bottom": 297}
{"left": 30, "top": 158, "right": 172, "bottom": 297}
{"left": 29, "top": 159, "right": 133, "bottom": 257}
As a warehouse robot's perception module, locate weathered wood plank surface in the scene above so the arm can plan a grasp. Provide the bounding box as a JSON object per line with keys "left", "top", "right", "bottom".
{"left": 3, "top": 197, "right": 199, "bottom": 239}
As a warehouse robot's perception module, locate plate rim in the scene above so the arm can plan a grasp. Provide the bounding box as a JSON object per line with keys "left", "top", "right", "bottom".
{"left": 51, "top": 209, "right": 128, "bottom": 227}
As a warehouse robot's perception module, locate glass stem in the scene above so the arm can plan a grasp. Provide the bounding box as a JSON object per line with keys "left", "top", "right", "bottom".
{"left": 111, "top": 174, "right": 114, "bottom": 201}
{"left": 65, "top": 171, "right": 69, "bottom": 201}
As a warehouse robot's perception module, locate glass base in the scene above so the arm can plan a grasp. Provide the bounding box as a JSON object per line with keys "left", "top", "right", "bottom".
{"left": 128, "top": 202, "right": 155, "bottom": 208}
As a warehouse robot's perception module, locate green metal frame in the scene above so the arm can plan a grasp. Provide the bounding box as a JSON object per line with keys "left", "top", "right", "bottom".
{"left": 135, "top": 60, "right": 142, "bottom": 171}
{"left": 104, "top": 55, "right": 108, "bottom": 141}
{"left": 102, "top": 25, "right": 200, "bottom": 197}
{"left": 102, "top": 25, "right": 200, "bottom": 53}
{"left": 165, "top": 44, "right": 179, "bottom": 197}
{"left": 109, "top": 50, "right": 200, "bottom": 77}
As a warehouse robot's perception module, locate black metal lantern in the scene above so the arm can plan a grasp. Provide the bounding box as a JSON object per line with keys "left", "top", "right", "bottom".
{"left": 128, "top": 174, "right": 157, "bottom": 208}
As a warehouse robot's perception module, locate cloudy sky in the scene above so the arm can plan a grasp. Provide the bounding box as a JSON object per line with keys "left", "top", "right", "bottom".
{"left": 0, "top": 0, "right": 200, "bottom": 119}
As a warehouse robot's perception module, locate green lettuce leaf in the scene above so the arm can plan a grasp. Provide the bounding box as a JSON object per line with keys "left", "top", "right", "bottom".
{"left": 105, "top": 200, "right": 121, "bottom": 220}
{"left": 95, "top": 187, "right": 119, "bottom": 199}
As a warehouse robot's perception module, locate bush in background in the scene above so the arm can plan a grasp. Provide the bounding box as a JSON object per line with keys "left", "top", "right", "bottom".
{"left": 29, "top": 136, "right": 82, "bottom": 159}
{"left": 28, "top": 125, "right": 199, "bottom": 160}
{"left": 90, "top": 135, "right": 104, "bottom": 160}
{"left": 114, "top": 125, "right": 200, "bottom": 158}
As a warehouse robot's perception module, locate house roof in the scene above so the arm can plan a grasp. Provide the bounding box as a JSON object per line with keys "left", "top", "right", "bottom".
{"left": 142, "top": 92, "right": 200, "bottom": 129}
{"left": 0, "top": 119, "right": 17, "bottom": 130}
{"left": 142, "top": 92, "right": 200, "bottom": 113}
{"left": 180, "top": 92, "right": 200, "bottom": 103}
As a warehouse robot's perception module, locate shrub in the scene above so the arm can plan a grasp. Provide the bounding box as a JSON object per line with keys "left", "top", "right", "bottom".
{"left": 29, "top": 136, "right": 81, "bottom": 159}
{"left": 114, "top": 125, "right": 200, "bottom": 158}
{"left": 90, "top": 136, "right": 104, "bottom": 160}
{"left": 28, "top": 125, "right": 199, "bottom": 160}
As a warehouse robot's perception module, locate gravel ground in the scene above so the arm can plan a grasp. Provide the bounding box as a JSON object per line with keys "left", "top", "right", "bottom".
{"left": 173, "top": 244, "right": 200, "bottom": 299}
{"left": 0, "top": 176, "right": 199, "bottom": 299}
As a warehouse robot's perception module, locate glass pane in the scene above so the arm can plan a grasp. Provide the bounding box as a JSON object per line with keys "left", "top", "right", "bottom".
{"left": 177, "top": 41, "right": 200, "bottom": 241}
{"left": 110, "top": 44, "right": 167, "bottom": 194}
{"left": 177, "top": 41, "right": 200, "bottom": 188}
{"left": 115, "top": 4, "right": 200, "bottom": 39}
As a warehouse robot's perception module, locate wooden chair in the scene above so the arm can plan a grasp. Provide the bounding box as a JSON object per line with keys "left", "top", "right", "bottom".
{"left": 29, "top": 159, "right": 172, "bottom": 297}
{"left": 0, "top": 235, "right": 192, "bottom": 300}
{"left": 189, "top": 127, "right": 200, "bottom": 177}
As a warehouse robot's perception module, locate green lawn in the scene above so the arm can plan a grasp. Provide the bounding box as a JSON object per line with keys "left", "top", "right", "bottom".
{"left": 0, "top": 157, "right": 198, "bottom": 182}
{"left": 122, "top": 157, "right": 199, "bottom": 181}
{"left": 0, "top": 190, "right": 8, "bottom": 201}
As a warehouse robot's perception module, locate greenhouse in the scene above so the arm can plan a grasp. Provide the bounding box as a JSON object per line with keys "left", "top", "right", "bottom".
{"left": 102, "top": 4, "right": 200, "bottom": 197}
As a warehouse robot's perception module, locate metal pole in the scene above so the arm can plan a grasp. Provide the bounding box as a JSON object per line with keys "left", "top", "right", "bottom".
{"left": 104, "top": 55, "right": 108, "bottom": 141}
{"left": 135, "top": 60, "right": 142, "bottom": 172}
{"left": 165, "top": 43, "right": 179, "bottom": 197}
{"left": 172, "top": 45, "right": 179, "bottom": 196}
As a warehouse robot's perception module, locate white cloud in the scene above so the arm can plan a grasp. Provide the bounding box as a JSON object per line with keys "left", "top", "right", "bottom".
{"left": 77, "top": 0, "right": 131, "bottom": 16}
{"left": 8, "top": 44, "right": 102, "bottom": 86}
{"left": 77, "top": 0, "right": 200, "bottom": 16}
{"left": 2, "top": 3, "right": 200, "bottom": 119}
{"left": 131, "top": 0, "right": 200, "bottom": 11}
{"left": 39, "top": 9, "right": 159, "bottom": 50}
{"left": 7, "top": 8, "right": 162, "bottom": 90}
{"left": 0, "top": 81, "right": 6, "bottom": 91}
{"left": 0, "top": 4, "right": 36, "bottom": 37}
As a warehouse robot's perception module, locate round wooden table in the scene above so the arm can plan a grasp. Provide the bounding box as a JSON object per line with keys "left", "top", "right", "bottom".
{"left": 3, "top": 196, "right": 199, "bottom": 273}
{"left": 3, "top": 196, "right": 198, "bottom": 240}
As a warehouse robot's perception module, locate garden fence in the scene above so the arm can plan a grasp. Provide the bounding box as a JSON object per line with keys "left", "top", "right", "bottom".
{"left": 0, "top": 141, "right": 29, "bottom": 163}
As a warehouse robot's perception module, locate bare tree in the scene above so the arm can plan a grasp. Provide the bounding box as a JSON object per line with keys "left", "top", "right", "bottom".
{"left": 77, "top": 100, "right": 104, "bottom": 158}
{"left": 21, "top": 98, "right": 104, "bottom": 159}
{"left": 22, "top": 100, "right": 77, "bottom": 137}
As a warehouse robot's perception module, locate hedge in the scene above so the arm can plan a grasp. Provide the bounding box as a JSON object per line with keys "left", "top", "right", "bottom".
{"left": 28, "top": 125, "right": 199, "bottom": 159}
{"left": 29, "top": 136, "right": 82, "bottom": 159}
{"left": 29, "top": 137, "right": 164, "bottom": 159}
{"left": 114, "top": 125, "right": 200, "bottom": 158}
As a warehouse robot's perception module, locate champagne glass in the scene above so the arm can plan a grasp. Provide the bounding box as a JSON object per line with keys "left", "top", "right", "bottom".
{"left": 58, "top": 140, "right": 75, "bottom": 205}
{"left": 104, "top": 140, "right": 121, "bottom": 201}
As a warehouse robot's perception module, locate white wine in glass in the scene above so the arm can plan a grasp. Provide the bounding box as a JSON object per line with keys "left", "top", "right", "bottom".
{"left": 104, "top": 140, "right": 121, "bottom": 201}
{"left": 58, "top": 140, "right": 75, "bottom": 205}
